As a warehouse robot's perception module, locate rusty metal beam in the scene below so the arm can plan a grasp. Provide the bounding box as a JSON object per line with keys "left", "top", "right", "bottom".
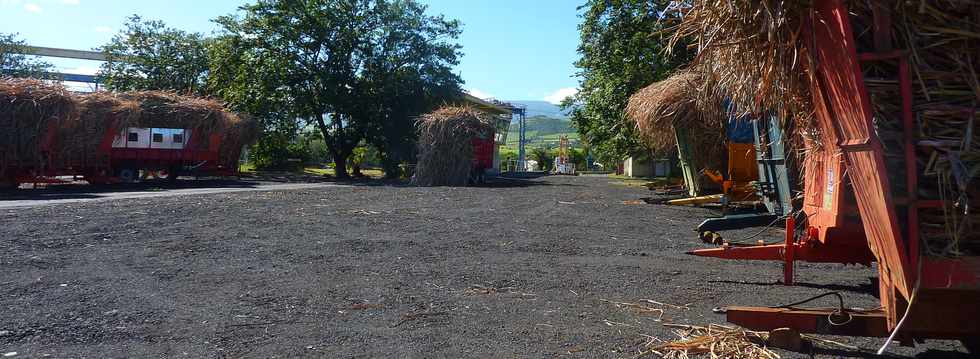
{"left": 726, "top": 306, "right": 890, "bottom": 337}
{"left": 667, "top": 194, "right": 724, "bottom": 206}
{"left": 687, "top": 241, "right": 874, "bottom": 265}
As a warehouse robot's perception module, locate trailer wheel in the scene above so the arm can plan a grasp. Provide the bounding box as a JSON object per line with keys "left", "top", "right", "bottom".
{"left": 0, "top": 180, "right": 19, "bottom": 190}
{"left": 117, "top": 168, "right": 137, "bottom": 183}
{"left": 161, "top": 167, "right": 180, "bottom": 183}
{"left": 962, "top": 339, "right": 979, "bottom": 356}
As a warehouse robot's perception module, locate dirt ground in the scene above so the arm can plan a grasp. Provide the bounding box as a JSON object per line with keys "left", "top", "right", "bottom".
{"left": 0, "top": 175, "right": 972, "bottom": 358}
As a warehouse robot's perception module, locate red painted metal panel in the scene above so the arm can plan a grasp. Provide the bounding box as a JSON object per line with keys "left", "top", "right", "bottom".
{"left": 808, "top": 0, "right": 913, "bottom": 299}
{"left": 471, "top": 135, "right": 495, "bottom": 170}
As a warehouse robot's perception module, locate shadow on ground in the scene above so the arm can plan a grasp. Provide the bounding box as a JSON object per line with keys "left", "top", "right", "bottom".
{"left": 708, "top": 279, "right": 879, "bottom": 297}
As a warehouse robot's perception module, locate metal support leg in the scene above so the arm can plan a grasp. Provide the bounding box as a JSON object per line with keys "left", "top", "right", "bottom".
{"left": 784, "top": 216, "right": 796, "bottom": 285}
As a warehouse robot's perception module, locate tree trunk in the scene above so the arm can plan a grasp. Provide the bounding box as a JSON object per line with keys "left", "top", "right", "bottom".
{"left": 316, "top": 113, "right": 351, "bottom": 179}
{"left": 381, "top": 155, "right": 401, "bottom": 179}
{"left": 333, "top": 153, "right": 349, "bottom": 179}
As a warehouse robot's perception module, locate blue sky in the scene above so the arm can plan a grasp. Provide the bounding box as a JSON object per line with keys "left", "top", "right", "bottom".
{"left": 0, "top": 0, "right": 582, "bottom": 102}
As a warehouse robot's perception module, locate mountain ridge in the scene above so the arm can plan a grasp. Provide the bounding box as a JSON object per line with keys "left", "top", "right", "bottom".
{"left": 506, "top": 100, "right": 569, "bottom": 119}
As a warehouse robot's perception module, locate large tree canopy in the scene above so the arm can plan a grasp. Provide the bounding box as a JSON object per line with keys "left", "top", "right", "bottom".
{"left": 564, "top": 0, "right": 690, "bottom": 164}
{"left": 98, "top": 16, "right": 211, "bottom": 94}
{"left": 214, "top": 0, "right": 463, "bottom": 178}
{"left": 0, "top": 33, "right": 51, "bottom": 78}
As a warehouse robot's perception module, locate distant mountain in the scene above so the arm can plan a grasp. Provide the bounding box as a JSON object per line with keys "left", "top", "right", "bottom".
{"left": 507, "top": 101, "right": 569, "bottom": 119}
{"left": 505, "top": 114, "right": 579, "bottom": 148}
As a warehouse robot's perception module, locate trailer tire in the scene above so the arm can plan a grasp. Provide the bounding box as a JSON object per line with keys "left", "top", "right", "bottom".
{"left": 962, "top": 339, "right": 979, "bottom": 356}
{"left": 162, "top": 167, "right": 180, "bottom": 183}
{"left": 0, "top": 180, "right": 19, "bottom": 190}
{"left": 118, "top": 168, "right": 137, "bottom": 183}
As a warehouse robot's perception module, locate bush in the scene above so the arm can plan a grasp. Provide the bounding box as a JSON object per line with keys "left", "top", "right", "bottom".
{"left": 249, "top": 133, "right": 311, "bottom": 171}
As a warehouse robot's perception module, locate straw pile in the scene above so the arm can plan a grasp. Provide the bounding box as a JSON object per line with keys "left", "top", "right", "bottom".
{"left": 668, "top": 1, "right": 980, "bottom": 257}
{"left": 121, "top": 91, "right": 239, "bottom": 149}
{"left": 219, "top": 112, "right": 260, "bottom": 168}
{"left": 627, "top": 71, "right": 727, "bottom": 173}
{"left": 412, "top": 106, "right": 495, "bottom": 186}
{"left": 640, "top": 324, "right": 777, "bottom": 359}
{"left": 0, "top": 77, "right": 77, "bottom": 175}
{"left": 55, "top": 92, "right": 140, "bottom": 168}
{"left": 667, "top": 1, "right": 815, "bottom": 135}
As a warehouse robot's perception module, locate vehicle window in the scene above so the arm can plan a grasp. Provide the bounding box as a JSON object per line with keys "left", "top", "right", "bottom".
{"left": 152, "top": 133, "right": 164, "bottom": 143}
{"left": 173, "top": 134, "right": 184, "bottom": 143}
{"left": 128, "top": 133, "right": 139, "bottom": 142}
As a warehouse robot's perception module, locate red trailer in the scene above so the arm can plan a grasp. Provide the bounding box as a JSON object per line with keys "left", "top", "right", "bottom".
{"left": 689, "top": 121, "right": 876, "bottom": 284}
{"left": 2, "top": 120, "right": 243, "bottom": 189}
{"left": 720, "top": 1, "right": 980, "bottom": 351}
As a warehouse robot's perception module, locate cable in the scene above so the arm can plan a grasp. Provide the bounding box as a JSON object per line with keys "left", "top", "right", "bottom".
{"left": 724, "top": 214, "right": 789, "bottom": 245}
{"left": 773, "top": 291, "right": 853, "bottom": 327}
{"left": 773, "top": 291, "right": 845, "bottom": 310}
{"left": 876, "top": 263, "right": 923, "bottom": 355}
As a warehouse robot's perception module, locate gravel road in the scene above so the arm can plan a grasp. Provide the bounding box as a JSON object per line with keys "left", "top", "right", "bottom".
{"left": 0, "top": 176, "right": 970, "bottom": 358}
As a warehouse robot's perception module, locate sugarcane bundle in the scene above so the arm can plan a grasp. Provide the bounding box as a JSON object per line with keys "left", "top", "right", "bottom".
{"left": 119, "top": 91, "right": 234, "bottom": 150}
{"left": 626, "top": 71, "right": 728, "bottom": 173}
{"left": 0, "top": 77, "right": 78, "bottom": 174}
{"left": 849, "top": 2, "right": 980, "bottom": 256}
{"left": 218, "top": 112, "right": 260, "bottom": 169}
{"left": 667, "top": 0, "right": 817, "bottom": 151}
{"left": 412, "top": 106, "right": 495, "bottom": 187}
{"left": 54, "top": 92, "right": 141, "bottom": 169}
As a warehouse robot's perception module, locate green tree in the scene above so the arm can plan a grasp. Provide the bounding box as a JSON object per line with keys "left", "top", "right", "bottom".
{"left": 564, "top": 1, "right": 690, "bottom": 164}
{"left": 0, "top": 33, "right": 51, "bottom": 77}
{"left": 98, "top": 16, "right": 210, "bottom": 94}
{"left": 358, "top": 1, "right": 463, "bottom": 178}
{"left": 530, "top": 147, "right": 553, "bottom": 172}
{"left": 214, "top": 0, "right": 462, "bottom": 179}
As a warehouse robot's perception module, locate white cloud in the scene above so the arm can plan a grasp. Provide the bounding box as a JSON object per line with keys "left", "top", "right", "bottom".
{"left": 61, "top": 0, "right": 79, "bottom": 4}
{"left": 23, "top": 2, "right": 41, "bottom": 13}
{"left": 466, "top": 88, "right": 494, "bottom": 100}
{"left": 544, "top": 87, "right": 579, "bottom": 105}
{"left": 95, "top": 26, "right": 112, "bottom": 33}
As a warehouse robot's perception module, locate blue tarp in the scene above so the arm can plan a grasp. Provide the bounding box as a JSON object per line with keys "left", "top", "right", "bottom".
{"left": 724, "top": 99, "right": 756, "bottom": 144}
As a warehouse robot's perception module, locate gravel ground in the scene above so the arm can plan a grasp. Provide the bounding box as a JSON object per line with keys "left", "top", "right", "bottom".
{"left": 0, "top": 175, "right": 971, "bottom": 358}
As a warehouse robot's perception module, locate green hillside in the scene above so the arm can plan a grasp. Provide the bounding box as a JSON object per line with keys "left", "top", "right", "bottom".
{"left": 505, "top": 115, "right": 579, "bottom": 149}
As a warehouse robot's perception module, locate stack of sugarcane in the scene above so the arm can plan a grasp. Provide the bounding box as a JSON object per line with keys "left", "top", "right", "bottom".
{"left": 0, "top": 77, "right": 78, "bottom": 176}
{"left": 669, "top": 1, "right": 980, "bottom": 257}
{"left": 62, "top": 90, "right": 258, "bottom": 170}
{"left": 849, "top": 3, "right": 980, "bottom": 256}
{"left": 626, "top": 70, "right": 728, "bottom": 178}
{"left": 120, "top": 91, "right": 259, "bottom": 168}
{"left": 55, "top": 92, "right": 140, "bottom": 169}
{"left": 666, "top": 0, "right": 818, "bottom": 150}
{"left": 0, "top": 77, "right": 258, "bottom": 175}
{"left": 121, "top": 91, "right": 247, "bottom": 150}
{"left": 412, "top": 106, "right": 495, "bottom": 187}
